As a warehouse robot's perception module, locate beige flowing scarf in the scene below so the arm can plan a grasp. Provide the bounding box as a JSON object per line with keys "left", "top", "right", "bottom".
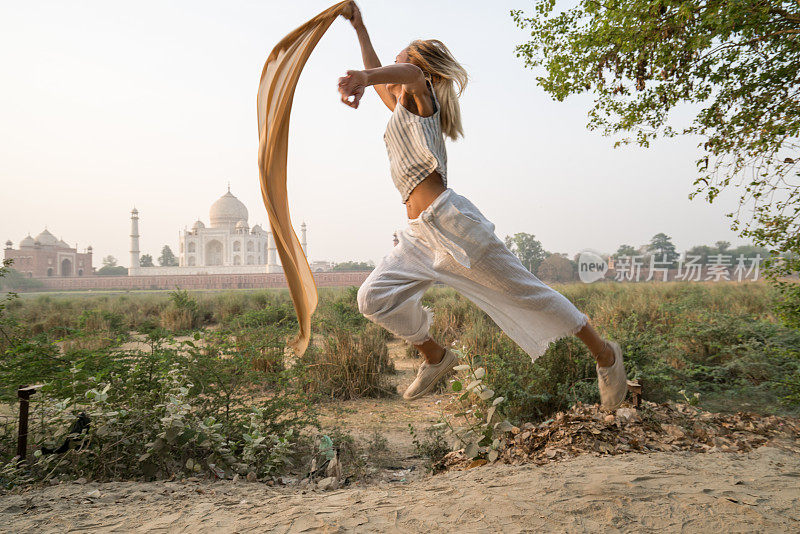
{"left": 257, "top": 1, "right": 353, "bottom": 356}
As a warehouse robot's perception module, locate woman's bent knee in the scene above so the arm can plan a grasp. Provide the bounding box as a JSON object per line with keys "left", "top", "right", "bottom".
{"left": 357, "top": 280, "right": 383, "bottom": 317}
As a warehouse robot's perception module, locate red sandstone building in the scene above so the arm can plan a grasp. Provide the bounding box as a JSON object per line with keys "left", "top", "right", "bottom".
{"left": 4, "top": 229, "right": 93, "bottom": 278}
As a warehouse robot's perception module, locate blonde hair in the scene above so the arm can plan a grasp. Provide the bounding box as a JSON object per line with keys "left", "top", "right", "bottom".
{"left": 406, "top": 39, "right": 468, "bottom": 141}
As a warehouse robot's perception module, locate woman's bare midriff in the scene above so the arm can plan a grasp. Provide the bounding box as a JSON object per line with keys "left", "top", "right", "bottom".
{"left": 405, "top": 171, "right": 447, "bottom": 219}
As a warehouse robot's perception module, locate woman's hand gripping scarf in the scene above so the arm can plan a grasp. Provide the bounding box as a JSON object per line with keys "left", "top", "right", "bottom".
{"left": 257, "top": 1, "right": 354, "bottom": 356}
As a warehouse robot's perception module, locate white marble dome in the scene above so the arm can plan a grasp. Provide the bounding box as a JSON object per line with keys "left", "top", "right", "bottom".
{"left": 209, "top": 190, "right": 248, "bottom": 230}
{"left": 20, "top": 235, "right": 35, "bottom": 248}
{"left": 192, "top": 220, "right": 205, "bottom": 231}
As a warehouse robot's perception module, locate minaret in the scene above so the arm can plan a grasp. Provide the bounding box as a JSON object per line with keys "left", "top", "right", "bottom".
{"left": 130, "top": 208, "right": 140, "bottom": 269}
{"left": 300, "top": 222, "right": 308, "bottom": 257}
{"left": 267, "top": 231, "right": 279, "bottom": 273}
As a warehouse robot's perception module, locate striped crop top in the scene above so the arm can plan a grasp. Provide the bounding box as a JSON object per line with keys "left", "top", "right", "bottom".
{"left": 383, "top": 80, "right": 448, "bottom": 203}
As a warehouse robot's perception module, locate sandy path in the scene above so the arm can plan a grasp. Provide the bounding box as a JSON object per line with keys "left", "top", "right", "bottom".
{"left": 3, "top": 444, "right": 799, "bottom": 533}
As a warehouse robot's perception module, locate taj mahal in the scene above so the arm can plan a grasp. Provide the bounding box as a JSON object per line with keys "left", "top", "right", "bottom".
{"left": 128, "top": 188, "right": 319, "bottom": 276}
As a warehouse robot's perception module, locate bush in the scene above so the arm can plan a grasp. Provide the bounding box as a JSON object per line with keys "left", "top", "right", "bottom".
{"left": 425, "top": 283, "right": 800, "bottom": 423}
{"left": 159, "top": 290, "right": 205, "bottom": 332}
{"left": 0, "top": 329, "right": 317, "bottom": 485}
{"left": 299, "top": 324, "right": 395, "bottom": 400}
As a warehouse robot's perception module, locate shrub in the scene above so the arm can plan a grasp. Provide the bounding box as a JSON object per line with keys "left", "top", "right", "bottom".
{"left": 299, "top": 323, "right": 394, "bottom": 400}
{"left": 159, "top": 290, "right": 204, "bottom": 332}
{"left": 0, "top": 330, "right": 317, "bottom": 485}
{"left": 409, "top": 424, "right": 451, "bottom": 473}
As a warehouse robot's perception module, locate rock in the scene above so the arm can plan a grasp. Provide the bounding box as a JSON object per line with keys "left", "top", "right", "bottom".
{"left": 75, "top": 477, "right": 88, "bottom": 485}
{"left": 86, "top": 489, "right": 101, "bottom": 498}
{"left": 246, "top": 471, "right": 257, "bottom": 483}
{"left": 231, "top": 474, "right": 240, "bottom": 483}
{"left": 317, "top": 476, "right": 338, "bottom": 491}
{"left": 604, "top": 414, "right": 616, "bottom": 423}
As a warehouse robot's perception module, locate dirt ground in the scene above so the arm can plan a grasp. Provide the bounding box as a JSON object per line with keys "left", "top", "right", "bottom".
{"left": 3, "top": 339, "right": 799, "bottom": 532}
{"left": 2, "top": 444, "right": 799, "bottom": 533}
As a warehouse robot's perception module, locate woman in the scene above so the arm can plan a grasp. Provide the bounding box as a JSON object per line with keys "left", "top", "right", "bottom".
{"left": 337, "top": 4, "right": 627, "bottom": 409}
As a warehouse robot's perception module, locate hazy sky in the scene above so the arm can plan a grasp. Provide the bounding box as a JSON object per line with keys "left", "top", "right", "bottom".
{"left": 1, "top": 0, "right": 747, "bottom": 267}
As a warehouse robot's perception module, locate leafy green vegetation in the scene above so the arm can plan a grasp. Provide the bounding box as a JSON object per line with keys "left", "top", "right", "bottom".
{"left": 1, "top": 276, "right": 798, "bottom": 486}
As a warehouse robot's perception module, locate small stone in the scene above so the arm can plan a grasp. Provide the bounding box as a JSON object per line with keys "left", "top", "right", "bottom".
{"left": 317, "top": 476, "right": 338, "bottom": 491}
{"left": 246, "top": 471, "right": 257, "bottom": 482}
{"left": 75, "top": 477, "right": 88, "bottom": 485}
{"left": 604, "top": 414, "right": 615, "bottom": 423}
{"left": 86, "top": 489, "right": 101, "bottom": 498}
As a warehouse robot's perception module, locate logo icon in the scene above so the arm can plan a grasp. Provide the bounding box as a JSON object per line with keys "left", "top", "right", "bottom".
{"left": 578, "top": 249, "right": 608, "bottom": 283}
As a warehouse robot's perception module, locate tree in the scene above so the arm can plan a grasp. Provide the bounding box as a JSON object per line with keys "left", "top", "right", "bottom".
{"left": 537, "top": 253, "right": 576, "bottom": 282}
{"left": 102, "top": 255, "right": 117, "bottom": 268}
{"left": 331, "top": 261, "right": 374, "bottom": 272}
{"left": 512, "top": 0, "right": 799, "bottom": 320}
{"left": 715, "top": 241, "right": 731, "bottom": 254}
{"left": 686, "top": 245, "right": 715, "bottom": 264}
{"left": 504, "top": 233, "right": 548, "bottom": 273}
{"left": 139, "top": 254, "right": 154, "bottom": 267}
{"left": 613, "top": 244, "right": 637, "bottom": 258}
{"left": 158, "top": 245, "right": 178, "bottom": 267}
{"left": 96, "top": 265, "right": 127, "bottom": 276}
{"left": 648, "top": 233, "right": 678, "bottom": 263}
{"left": 0, "top": 262, "right": 43, "bottom": 291}
{"left": 729, "top": 244, "right": 770, "bottom": 259}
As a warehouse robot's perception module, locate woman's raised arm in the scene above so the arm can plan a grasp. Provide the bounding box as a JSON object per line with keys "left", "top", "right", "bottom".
{"left": 345, "top": 3, "right": 397, "bottom": 110}
{"left": 338, "top": 64, "right": 426, "bottom": 109}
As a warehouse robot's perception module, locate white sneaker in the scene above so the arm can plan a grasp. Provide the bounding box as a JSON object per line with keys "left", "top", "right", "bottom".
{"left": 596, "top": 341, "right": 627, "bottom": 410}
{"left": 403, "top": 349, "right": 458, "bottom": 400}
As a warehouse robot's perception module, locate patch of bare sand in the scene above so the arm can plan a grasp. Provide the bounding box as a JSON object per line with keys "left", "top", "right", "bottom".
{"left": 315, "top": 339, "right": 450, "bottom": 482}
{"left": 2, "top": 444, "right": 799, "bottom": 533}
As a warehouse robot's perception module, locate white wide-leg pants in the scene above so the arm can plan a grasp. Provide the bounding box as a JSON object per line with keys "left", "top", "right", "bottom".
{"left": 357, "top": 188, "right": 589, "bottom": 361}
